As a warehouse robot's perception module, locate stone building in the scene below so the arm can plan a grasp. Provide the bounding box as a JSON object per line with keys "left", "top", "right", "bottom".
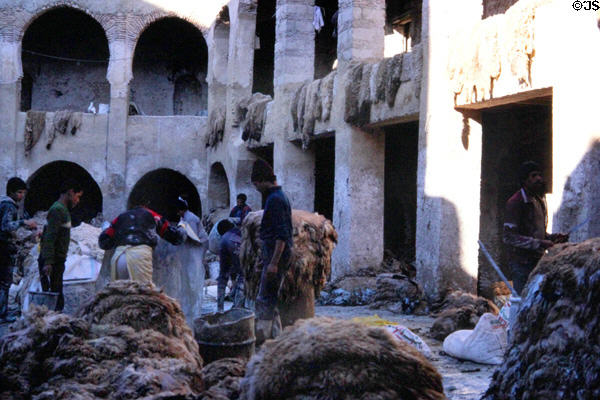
{"left": 1, "top": 0, "right": 598, "bottom": 300}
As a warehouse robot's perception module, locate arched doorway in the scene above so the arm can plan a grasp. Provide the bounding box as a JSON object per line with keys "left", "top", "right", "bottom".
{"left": 127, "top": 168, "right": 201, "bottom": 222}
{"left": 26, "top": 161, "right": 103, "bottom": 226}
{"left": 131, "top": 17, "right": 208, "bottom": 116}
{"left": 208, "top": 162, "right": 230, "bottom": 211}
{"left": 21, "top": 7, "right": 109, "bottom": 112}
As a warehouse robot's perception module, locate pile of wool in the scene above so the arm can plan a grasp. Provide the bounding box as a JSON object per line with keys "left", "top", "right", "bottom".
{"left": 483, "top": 239, "right": 600, "bottom": 399}
{"left": 238, "top": 317, "right": 445, "bottom": 399}
{"left": 240, "top": 210, "right": 337, "bottom": 326}
{"left": 0, "top": 281, "right": 204, "bottom": 399}
{"left": 371, "top": 273, "right": 424, "bottom": 314}
{"left": 429, "top": 290, "right": 499, "bottom": 340}
{"left": 318, "top": 275, "right": 377, "bottom": 306}
{"left": 201, "top": 358, "right": 247, "bottom": 400}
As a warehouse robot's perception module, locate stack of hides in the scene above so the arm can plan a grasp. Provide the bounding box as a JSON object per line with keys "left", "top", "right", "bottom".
{"left": 201, "top": 357, "right": 247, "bottom": 400}
{"left": 0, "top": 281, "right": 204, "bottom": 399}
{"left": 429, "top": 290, "right": 499, "bottom": 340}
{"left": 239, "top": 317, "right": 445, "bottom": 399}
{"left": 240, "top": 210, "right": 337, "bottom": 325}
{"left": 483, "top": 239, "right": 600, "bottom": 399}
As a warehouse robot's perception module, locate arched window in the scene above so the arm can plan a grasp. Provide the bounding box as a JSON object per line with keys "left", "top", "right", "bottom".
{"left": 21, "top": 7, "right": 109, "bottom": 112}
{"left": 131, "top": 17, "right": 208, "bottom": 116}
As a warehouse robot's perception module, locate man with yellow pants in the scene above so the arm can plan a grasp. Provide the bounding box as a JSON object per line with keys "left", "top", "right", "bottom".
{"left": 98, "top": 205, "right": 185, "bottom": 283}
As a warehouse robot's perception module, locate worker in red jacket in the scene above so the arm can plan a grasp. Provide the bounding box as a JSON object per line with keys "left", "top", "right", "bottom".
{"left": 99, "top": 204, "right": 185, "bottom": 284}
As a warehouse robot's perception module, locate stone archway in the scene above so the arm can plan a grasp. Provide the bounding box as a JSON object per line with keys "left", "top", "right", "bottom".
{"left": 127, "top": 168, "right": 201, "bottom": 222}
{"left": 26, "top": 160, "right": 103, "bottom": 226}
{"left": 208, "top": 162, "right": 230, "bottom": 211}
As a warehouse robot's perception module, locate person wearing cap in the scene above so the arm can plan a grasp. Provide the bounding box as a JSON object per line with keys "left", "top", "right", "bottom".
{"left": 229, "top": 193, "right": 252, "bottom": 223}
{"left": 251, "top": 158, "right": 293, "bottom": 343}
{"left": 0, "top": 178, "right": 37, "bottom": 322}
{"left": 98, "top": 201, "right": 186, "bottom": 285}
{"left": 503, "top": 161, "right": 568, "bottom": 294}
{"left": 175, "top": 196, "right": 209, "bottom": 318}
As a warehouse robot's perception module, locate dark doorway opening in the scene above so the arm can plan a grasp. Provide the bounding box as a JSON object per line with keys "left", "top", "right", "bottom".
{"left": 132, "top": 17, "right": 208, "bottom": 116}
{"left": 128, "top": 169, "right": 201, "bottom": 222}
{"left": 253, "top": 0, "right": 276, "bottom": 96}
{"left": 21, "top": 6, "right": 109, "bottom": 112}
{"left": 208, "top": 162, "right": 231, "bottom": 211}
{"left": 26, "top": 161, "right": 103, "bottom": 226}
{"left": 478, "top": 97, "right": 552, "bottom": 298}
{"left": 313, "top": 136, "right": 335, "bottom": 220}
{"left": 314, "top": 0, "right": 338, "bottom": 80}
{"left": 385, "top": 0, "right": 421, "bottom": 54}
{"left": 384, "top": 121, "right": 418, "bottom": 262}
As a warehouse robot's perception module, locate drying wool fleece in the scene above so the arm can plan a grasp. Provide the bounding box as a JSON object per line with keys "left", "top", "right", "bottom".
{"left": 0, "top": 281, "right": 204, "bottom": 399}
{"left": 24, "top": 110, "right": 46, "bottom": 156}
{"left": 483, "top": 238, "right": 600, "bottom": 400}
{"left": 429, "top": 290, "right": 499, "bottom": 340}
{"left": 201, "top": 357, "right": 247, "bottom": 400}
{"left": 238, "top": 93, "right": 272, "bottom": 143}
{"left": 238, "top": 317, "right": 445, "bottom": 400}
{"left": 46, "top": 110, "right": 82, "bottom": 150}
{"left": 206, "top": 108, "right": 225, "bottom": 148}
{"left": 240, "top": 210, "right": 337, "bottom": 327}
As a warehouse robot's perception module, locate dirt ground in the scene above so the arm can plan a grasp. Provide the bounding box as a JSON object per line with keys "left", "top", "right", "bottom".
{"left": 203, "top": 286, "right": 496, "bottom": 400}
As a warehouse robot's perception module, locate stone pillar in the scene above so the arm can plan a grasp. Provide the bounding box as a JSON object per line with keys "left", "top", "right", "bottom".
{"left": 104, "top": 39, "right": 133, "bottom": 219}
{"left": 207, "top": 22, "right": 230, "bottom": 115}
{"left": 225, "top": 0, "right": 257, "bottom": 128}
{"left": 331, "top": 0, "right": 386, "bottom": 278}
{"left": 272, "top": 0, "right": 316, "bottom": 210}
{"left": 0, "top": 40, "right": 21, "bottom": 184}
{"left": 415, "top": 0, "right": 483, "bottom": 300}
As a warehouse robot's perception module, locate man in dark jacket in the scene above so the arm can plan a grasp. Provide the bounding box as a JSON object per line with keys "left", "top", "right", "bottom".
{"left": 0, "top": 178, "right": 37, "bottom": 322}
{"left": 98, "top": 203, "right": 185, "bottom": 284}
{"left": 229, "top": 193, "right": 252, "bottom": 223}
{"left": 39, "top": 180, "right": 83, "bottom": 312}
{"left": 251, "top": 159, "right": 293, "bottom": 343}
{"left": 503, "top": 161, "right": 568, "bottom": 294}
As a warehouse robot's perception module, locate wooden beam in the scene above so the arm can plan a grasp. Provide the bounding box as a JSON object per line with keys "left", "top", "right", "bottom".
{"left": 454, "top": 87, "right": 553, "bottom": 111}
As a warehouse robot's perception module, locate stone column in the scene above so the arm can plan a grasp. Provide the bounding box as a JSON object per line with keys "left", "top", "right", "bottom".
{"left": 207, "top": 22, "right": 230, "bottom": 116}
{"left": 331, "top": 0, "right": 386, "bottom": 278}
{"left": 104, "top": 39, "right": 133, "bottom": 219}
{"left": 225, "top": 0, "right": 257, "bottom": 128}
{"left": 415, "top": 0, "right": 483, "bottom": 300}
{"left": 272, "top": 0, "right": 316, "bottom": 210}
{"left": 0, "top": 40, "right": 21, "bottom": 184}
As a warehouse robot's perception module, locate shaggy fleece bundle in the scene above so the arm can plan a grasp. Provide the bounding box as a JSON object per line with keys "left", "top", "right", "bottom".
{"left": 0, "top": 281, "right": 204, "bottom": 399}
{"left": 240, "top": 210, "right": 337, "bottom": 325}
{"left": 235, "top": 93, "right": 272, "bottom": 143}
{"left": 483, "top": 239, "right": 600, "bottom": 399}
{"left": 238, "top": 317, "right": 445, "bottom": 400}
{"left": 429, "top": 290, "right": 499, "bottom": 340}
{"left": 206, "top": 108, "right": 226, "bottom": 148}
{"left": 201, "top": 358, "right": 247, "bottom": 400}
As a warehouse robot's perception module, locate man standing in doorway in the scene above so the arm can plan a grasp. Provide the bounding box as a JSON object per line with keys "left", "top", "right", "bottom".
{"left": 503, "top": 161, "right": 567, "bottom": 294}
{"left": 39, "top": 180, "right": 83, "bottom": 312}
{"left": 0, "top": 178, "right": 37, "bottom": 322}
{"left": 230, "top": 193, "right": 252, "bottom": 223}
{"left": 251, "top": 159, "right": 293, "bottom": 343}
